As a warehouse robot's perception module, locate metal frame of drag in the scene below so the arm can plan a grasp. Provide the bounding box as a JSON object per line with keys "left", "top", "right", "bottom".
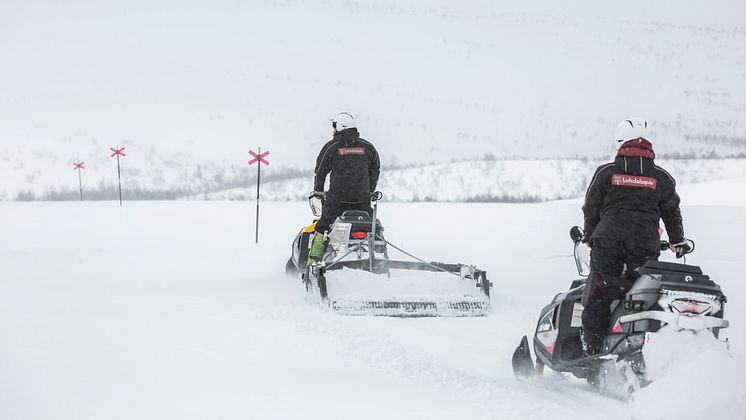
{"left": 300, "top": 192, "right": 493, "bottom": 317}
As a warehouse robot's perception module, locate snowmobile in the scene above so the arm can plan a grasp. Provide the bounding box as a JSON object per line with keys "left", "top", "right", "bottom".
{"left": 285, "top": 191, "right": 492, "bottom": 317}
{"left": 511, "top": 226, "right": 729, "bottom": 396}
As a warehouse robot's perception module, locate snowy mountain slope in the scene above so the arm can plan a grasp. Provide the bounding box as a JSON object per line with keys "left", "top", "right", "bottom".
{"left": 1, "top": 179, "right": 745, "bottom": 419}
{"left": 11, "top": 154, "right": 746, "bottom": 202}
{"left": 193, "top": 158, "right": 746, "bottom": 202}
{"left": 1, "top": 0, "right": 745, "bottom": 198}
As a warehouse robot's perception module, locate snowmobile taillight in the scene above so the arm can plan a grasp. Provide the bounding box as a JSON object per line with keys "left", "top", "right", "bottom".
{"left": 671, "top": 299, "right": 712, "bottom": 315}
{"left": 612, "top": 322, "right": 623, "bottom": 333}
{"left": 658, "top": 290, "right": 721, "bottom": 315}
{"left": 351, "top": 231, "right": 368, "bottom": 240}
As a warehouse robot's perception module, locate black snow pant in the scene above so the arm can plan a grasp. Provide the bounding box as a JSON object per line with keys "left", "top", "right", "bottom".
{"left": 314, "top": 196, "right": 372, "bottom": 234}
{"left": 581, "top": 238, "right": 659, "bottom": 349}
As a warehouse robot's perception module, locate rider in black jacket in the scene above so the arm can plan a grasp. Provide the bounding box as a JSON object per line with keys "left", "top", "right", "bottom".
{"left": 307, "top": 112, "right": 380, "bottom": 263}
{"left": 581, "top": 117, "right": 687, "bottom": 354}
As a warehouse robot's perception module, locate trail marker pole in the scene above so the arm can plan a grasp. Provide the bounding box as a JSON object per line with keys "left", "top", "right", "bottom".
{"left": 73, "top": 161, "right": 85, "bottom": 201}
{"left": 110, "top": 146, "right": 126, "bottom": 206}
{"left": 248, "top": 148, "right": 270, "bottom": 243}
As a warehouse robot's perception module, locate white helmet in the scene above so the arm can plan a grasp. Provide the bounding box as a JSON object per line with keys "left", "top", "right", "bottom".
{"left": 614, "top": 117, "right": 649, "bottom": 150}
{"left": 330, "top": 112, "right": 356, "bottom": 132}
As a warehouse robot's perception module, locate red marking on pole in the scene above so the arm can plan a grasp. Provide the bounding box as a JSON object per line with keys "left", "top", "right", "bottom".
{"left": 110, "top": 145, "right": 125, "bottom": 206}
{"left": 110, "top": 147, "right": 127, "bottom": 157}
{"left": 73, "top": 162, "right": 86, "bottom": 170}
{"left": 248, "top": 150, "right": 270, "bottom": 166}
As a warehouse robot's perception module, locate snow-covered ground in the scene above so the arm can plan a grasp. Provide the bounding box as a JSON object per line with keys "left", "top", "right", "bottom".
{"left": 1, "top": 180, "right": 745, "bottom": 419}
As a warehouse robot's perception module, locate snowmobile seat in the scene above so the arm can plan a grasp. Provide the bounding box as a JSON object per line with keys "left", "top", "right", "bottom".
{"left": 341, "top": 210, "right": 369, "bottom": 219}
{"left": 637, "top": 260, "right": 703, "bottom": 276}
{"left": 339, "top": 210, "right": 384, "bottom": 233}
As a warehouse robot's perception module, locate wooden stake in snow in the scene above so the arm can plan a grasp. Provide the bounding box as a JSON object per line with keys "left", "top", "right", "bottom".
{"left": 73, "top": 161, "right": 85, "bottom": 201}
{"left": 110, "top": 146, "right": 126, "bottom": 206}
{"left": 248, "top": 148, "right": 270, "bottom": 243}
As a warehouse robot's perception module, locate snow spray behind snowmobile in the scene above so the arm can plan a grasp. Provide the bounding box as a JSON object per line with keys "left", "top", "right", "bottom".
{"left": 511, "top": 227, "right": 729, "bottom": 397}
{"left": 286, "top": 192, "right": 492, "bottom": 317}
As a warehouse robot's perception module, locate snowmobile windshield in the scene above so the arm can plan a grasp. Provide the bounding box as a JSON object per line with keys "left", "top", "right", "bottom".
{"left": 574, "top": 241, "right": 591, "bottom": 277}
{"left": 309, "top": 195, "right": 323, "bottom": 217}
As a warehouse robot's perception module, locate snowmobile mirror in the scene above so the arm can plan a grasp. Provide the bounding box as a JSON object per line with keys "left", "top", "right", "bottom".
{"left": 569, "top": 226, "right": 584, "bottom": 243}
{"left": 309, "top": 195, "right": 323, "bottom": 217}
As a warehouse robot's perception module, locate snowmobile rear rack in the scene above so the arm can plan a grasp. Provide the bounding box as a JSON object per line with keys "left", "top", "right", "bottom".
{"left": 619, "top": 311, "right": 729, "bottom": 331}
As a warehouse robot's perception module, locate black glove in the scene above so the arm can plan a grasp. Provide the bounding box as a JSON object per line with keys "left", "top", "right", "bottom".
{"left": 670, "top": 240, "right": 691, "bottom": 257}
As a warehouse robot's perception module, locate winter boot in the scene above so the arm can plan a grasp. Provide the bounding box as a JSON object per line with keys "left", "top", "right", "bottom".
{"left": 307, "top": 232, "right": 328, "bottom": 265}
{"left": 580, "top": 328, "right": 603, "bottom": 356}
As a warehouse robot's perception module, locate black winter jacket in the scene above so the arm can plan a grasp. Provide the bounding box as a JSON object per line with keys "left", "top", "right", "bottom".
{"left": 583, "top": 142, "right": 684, "bottom": 253}
{"left": 314, "top": 128, "right": 380, "bottom": 203}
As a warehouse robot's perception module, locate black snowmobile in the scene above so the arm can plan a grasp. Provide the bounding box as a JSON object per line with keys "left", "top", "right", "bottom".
{"left": 511, "top": 226, "right": 729, "bottom": 396}
{"left": 285, "top": 192, "right": 492, "bottom": 317}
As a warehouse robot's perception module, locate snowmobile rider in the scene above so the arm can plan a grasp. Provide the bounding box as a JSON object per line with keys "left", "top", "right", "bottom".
{"left": 580, "top": 117, "right": 687, "bottom": 355}
{"left": 307, "top": 112, "right": 381, "bottom": 264}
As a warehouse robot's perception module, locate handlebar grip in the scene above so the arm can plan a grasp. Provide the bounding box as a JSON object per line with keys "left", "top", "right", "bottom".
{"left": 664, "top": 239, "right": 695, "bottom": 259}
{"left": 569, "top": 226, "right": 584, "bottom": 243}
{"left": 675, "top": 241, "right": 694, "bottom": 258}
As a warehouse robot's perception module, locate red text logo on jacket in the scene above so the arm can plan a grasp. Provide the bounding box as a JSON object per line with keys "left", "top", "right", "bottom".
{"left": 611, "top": 174, "right": 657, "bottom": 190}
{"left": 338, "top": 147, "right": 365, "bottom": 156}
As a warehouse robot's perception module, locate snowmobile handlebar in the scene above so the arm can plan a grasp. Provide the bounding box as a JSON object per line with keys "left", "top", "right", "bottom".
{"left": 308, "top": 191, "right": 383, "bottom": 203}
{"left": 660, "top": 239, "right": 695, "bottom": 259}
{"left": 570, "top": 226, "right": 695, "bottom": 259}
{"left": 307, "top": 191, "right": 383, "bottom": 217}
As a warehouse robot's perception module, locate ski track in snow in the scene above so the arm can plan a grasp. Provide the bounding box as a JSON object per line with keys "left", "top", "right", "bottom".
{"left": 1, "top": 186, "right": 745, "bottom": 419}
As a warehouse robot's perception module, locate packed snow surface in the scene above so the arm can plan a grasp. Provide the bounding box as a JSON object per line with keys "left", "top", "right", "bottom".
{"left": 1, "top": 180, "right": 745, "bottom": 419}
{"left": 632, "top": 329, "right": 743, "bottom": 419}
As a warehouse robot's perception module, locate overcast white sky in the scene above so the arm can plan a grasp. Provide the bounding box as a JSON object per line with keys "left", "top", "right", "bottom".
{"left": 1, "top": 0, "right": 745, "bottom": 170}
